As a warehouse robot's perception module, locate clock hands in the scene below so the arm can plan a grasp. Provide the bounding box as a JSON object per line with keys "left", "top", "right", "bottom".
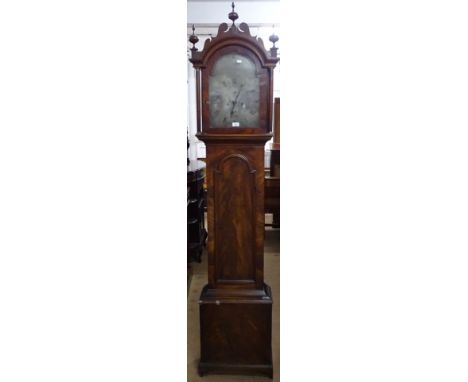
{"left": 230, "top": 82, "right": 245, "bottom": 117}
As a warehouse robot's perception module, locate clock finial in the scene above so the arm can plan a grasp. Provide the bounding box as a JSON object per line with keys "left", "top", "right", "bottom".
{"left": 269, "top": 26, "right": 279, "bottom": 57}
{"left": 189, "top": 24, "right": 199, "bottom": 54}
{"left": 228, "top": 2, "right": 239, "bottom": 25}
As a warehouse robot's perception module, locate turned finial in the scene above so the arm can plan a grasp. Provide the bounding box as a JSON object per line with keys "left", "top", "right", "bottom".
{"left": 228, "top": 2, "right": 239, "bottom": 25}
{"left": 189, "top": 24, "right": 199, "bottom": 53}
{"left": 269, "top": 25, "right": 279, "bottom": 57}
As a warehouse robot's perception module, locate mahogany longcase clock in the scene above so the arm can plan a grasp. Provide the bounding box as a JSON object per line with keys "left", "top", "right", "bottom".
{"left": 189, "top": 3, "right": 279, "bottom": 378}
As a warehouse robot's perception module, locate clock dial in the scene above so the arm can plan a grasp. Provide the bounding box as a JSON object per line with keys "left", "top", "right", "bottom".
{"left": 209, "top": 53, "right": 260, "bottom": 128}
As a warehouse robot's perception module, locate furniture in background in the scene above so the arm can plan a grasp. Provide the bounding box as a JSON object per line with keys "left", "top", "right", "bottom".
{"left": 187, "top": 160, "right": 207, "bottom": 263}
{"left": 270, "top": 97, "right": 280, "bottom": 176}
{"left": 187, "top": 185, "right": 192, "bottom": 293}
{"left": 265, "top": 176, "right": 280, "bottom": 227}
{"left": 265, "top": 97, "right": 280, "bottom": 228}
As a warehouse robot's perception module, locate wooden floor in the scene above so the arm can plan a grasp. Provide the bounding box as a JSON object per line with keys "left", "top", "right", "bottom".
{"left": 187, "top": 215, "right": 280, "bottom": 382}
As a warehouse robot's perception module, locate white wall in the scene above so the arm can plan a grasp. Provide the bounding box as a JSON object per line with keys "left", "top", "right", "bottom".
{"left": 187, "top": 1, "right": 280, "bottom": 25}
{"left": 187, "top": 1, "right": 281, "bottom": 161}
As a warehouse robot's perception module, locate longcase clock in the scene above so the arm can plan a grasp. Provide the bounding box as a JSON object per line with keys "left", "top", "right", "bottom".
{"left": 189, "top": 3, "right": 279, "bottom": 378}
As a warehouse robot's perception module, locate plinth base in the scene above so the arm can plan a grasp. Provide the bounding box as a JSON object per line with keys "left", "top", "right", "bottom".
{"left": 198, "top": 362, "right": 273, "bottom": 378}
{"left": 198, "top": 284, "right": 273, "bottom": 378}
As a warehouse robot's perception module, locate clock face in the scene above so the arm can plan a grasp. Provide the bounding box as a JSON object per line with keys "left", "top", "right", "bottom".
{"left": 209, "top": 53, "right": 260, "bottom": 128}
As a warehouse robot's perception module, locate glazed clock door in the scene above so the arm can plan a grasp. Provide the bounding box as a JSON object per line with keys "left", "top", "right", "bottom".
{"left": 209, "top": 52, "right": 260, "bottom": 128}
{"left": 202, "top": 45, "right": 270, "bottom": 133}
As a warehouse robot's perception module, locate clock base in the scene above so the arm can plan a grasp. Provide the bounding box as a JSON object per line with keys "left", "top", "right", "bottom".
{"left": 198, "top": 283, "right": 273, "bottom": 378}
{"left": 198, "top": 362, "right": 273, "bottom": 379}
